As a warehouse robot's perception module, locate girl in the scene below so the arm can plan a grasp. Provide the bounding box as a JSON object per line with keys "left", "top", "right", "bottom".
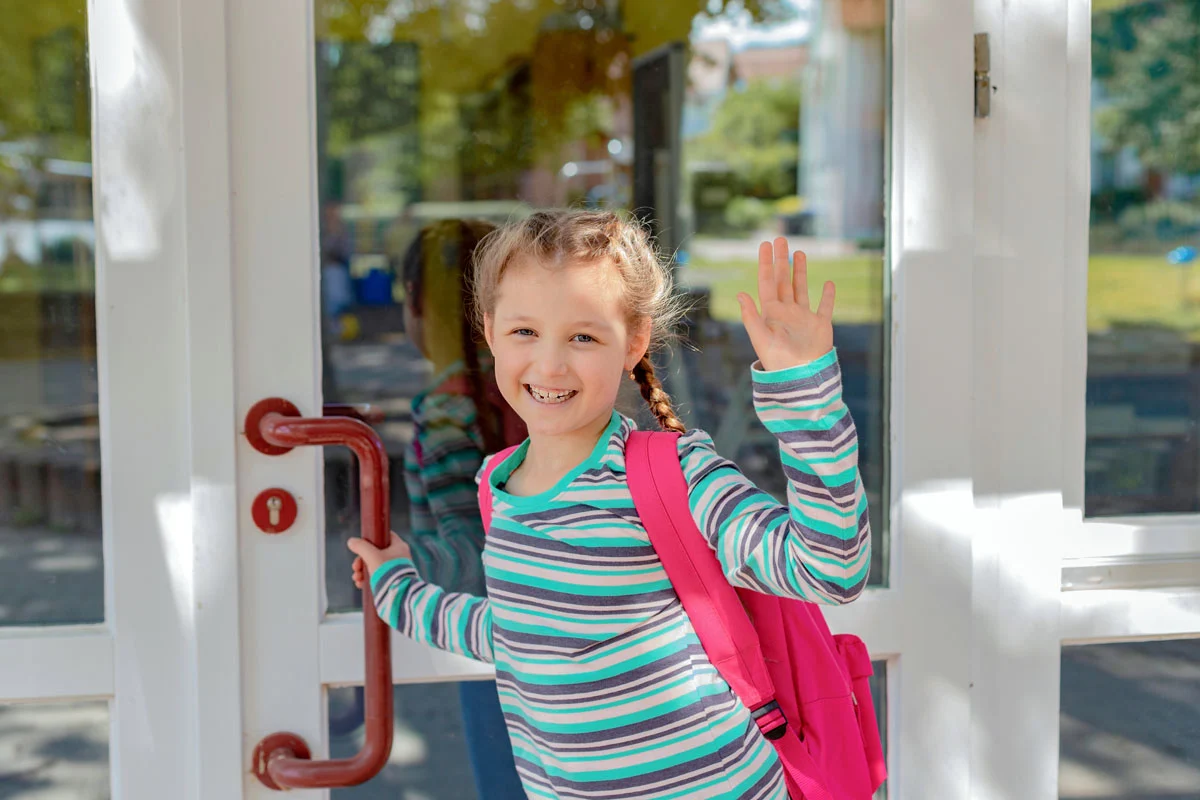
{"left": 349, "top": 210, "right": 871, "bottom": 800}
{"left": 395, "top": 218, "right": 527, "bottom": 799}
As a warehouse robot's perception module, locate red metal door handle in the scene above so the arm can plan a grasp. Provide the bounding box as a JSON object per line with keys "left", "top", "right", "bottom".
{"left": 245, "top": 398, "right": 393, "bottom": 789}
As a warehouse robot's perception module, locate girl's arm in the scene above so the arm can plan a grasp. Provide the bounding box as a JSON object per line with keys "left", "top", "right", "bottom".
{"left": 680, "top": 349, "right": 870, "bottom": 605}
{"left": 681, "top": 237, "right": 874, "bottom": 604}
{"left": 369, "top": 557, "right": 495, "bottom": 663}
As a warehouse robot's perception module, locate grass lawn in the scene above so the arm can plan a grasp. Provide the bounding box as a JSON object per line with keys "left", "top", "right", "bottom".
{"left": 1088, "top": 254, "right": 1200, "bottom": 340}
{"left": 681, "top": 254, "right": 885, "bottom": 324}
{"left": 682, "top": 251, "right": 1200, "bottom": 339}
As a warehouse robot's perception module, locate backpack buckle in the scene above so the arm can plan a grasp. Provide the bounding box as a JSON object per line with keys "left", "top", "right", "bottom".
{"left": 751, "top": 700, "right": 788, "bottom": 741}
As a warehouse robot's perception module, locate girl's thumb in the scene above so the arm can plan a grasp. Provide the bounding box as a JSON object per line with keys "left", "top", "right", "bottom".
{"left": 346, "top": 537, "right": 370, "bottom": 555}
{"left": 738, "top": 293, "right": 766, "bottom": 336}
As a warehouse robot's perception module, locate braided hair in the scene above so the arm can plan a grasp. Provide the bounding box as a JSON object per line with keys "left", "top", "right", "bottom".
{"left": 631, "top": 355, "right": 686, "bottom": 433}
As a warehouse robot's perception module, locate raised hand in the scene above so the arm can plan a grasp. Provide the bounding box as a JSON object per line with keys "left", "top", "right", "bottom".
{"left": 736, "top": 237, "right": 835, "bottom": 372}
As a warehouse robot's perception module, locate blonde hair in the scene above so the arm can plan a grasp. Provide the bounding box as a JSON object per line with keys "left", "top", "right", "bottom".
{"left": 472, "top": 209, "right": 689, "bottom": 433}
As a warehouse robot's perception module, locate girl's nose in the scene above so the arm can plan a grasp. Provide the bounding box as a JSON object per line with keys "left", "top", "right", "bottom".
{"left": 537, "top": 346, "right": 569, "bottom": 377}
{"left": 542, "top": 359, "right": 569, "bottom": 377}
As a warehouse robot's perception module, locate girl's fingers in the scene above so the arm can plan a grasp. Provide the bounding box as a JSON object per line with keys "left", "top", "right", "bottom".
{"left": 757, "top": 241, "right": 776, "bottom": 305}
{"left": 816, "top": 280, "right": 836, "bottom": 320}
{"left": 773, "top": 237, "right": 793, "bottom": 303}
{"left": 792, "top": 250, "right": 810, "bottom": 309}
{"left": 738, "top": 292, "right": 770, "bottom": 349}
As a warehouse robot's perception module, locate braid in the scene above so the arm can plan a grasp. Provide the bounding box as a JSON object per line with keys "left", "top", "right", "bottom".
{"left": 631, "top": 355, "right": 686, "bottom": 434}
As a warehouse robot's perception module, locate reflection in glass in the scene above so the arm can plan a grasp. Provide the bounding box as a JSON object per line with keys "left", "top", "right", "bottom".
{"left": 0, "top": 2, "right": 104, "bottom": 625}
{"left": 0, "top": 701, "right": 109, "bottom": 798}
{"left": 1088, "top": 1, "right": 1200, "bottom": 515}
{"left": 316, "top": 1, "right": 890, "bottom": 615}
{"left": 1060, "top": 640, "right": 1200, "bottom": 799}
{"left": 329, "top": 683, "right": 478, "bottom": 800}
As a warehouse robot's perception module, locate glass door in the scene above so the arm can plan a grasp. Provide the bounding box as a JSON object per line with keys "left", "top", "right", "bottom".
{"left": 968, "top": 0, "right": 1200, "bottom": 797}
{"left": 1, "top": 0, "right": 253, "bottom": 797}
{"left": 1059, "top": 0, "right": 1200, "bottom": 797}
{"left": 0, "top": 3, "right": 110, "bottom": 797}
{"left": 303, "top": 0, "right": 974, "bottom": 797}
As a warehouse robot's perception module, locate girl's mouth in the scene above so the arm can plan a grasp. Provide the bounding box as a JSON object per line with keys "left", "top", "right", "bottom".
{"left": 526, "top": 384, "right": 578, "bottom": 405}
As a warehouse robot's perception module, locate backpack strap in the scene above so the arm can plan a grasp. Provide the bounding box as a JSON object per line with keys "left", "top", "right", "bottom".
{"left": 625, "top": 431, "right": 837, "bottom": 800}
{"left": 625, "top": 432, "right": 777, "bottom": 711}
{"left": 477, "top": 445, "right": 520, "bottom": 533}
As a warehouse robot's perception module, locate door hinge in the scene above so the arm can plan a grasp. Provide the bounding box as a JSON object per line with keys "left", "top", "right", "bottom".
{"left": 975, "top": 33, "right": 992, "bottom": 118}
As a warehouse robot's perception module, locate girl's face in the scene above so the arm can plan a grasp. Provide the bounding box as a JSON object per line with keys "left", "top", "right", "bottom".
{"left": 485, "top": 257, "right": 650, "bottom": 441}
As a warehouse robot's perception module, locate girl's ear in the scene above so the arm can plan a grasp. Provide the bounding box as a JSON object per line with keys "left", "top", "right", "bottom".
{"left": 624, "top": 318, "right": 653, "bottom": 372}
{"left": 483, "top": 313, "right": 495, "bottom": 349}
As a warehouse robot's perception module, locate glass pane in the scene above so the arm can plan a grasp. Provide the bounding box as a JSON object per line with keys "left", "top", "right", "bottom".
{"left": 1060, "top": 640, "right": 1200, "bottom": 799}
{"left": 316, "top": 0, "right": 890, "bottom": 614}
{"left": 0, "top": 3, "right": 103, "bottom": 624}
{"left": 676, "top": 0, "right": 890, "bottom": 584}
{"left": 871, "top": 660, "right": 888, "bottom": 800}
{"left": 329, "top": 683, "right": 480, "bottom": 799}
{"left": 0, "top": 700, "right": 109, "bottom": 799}
{"left": 1087, "top": 1, "right": 1200, "bottom": 516}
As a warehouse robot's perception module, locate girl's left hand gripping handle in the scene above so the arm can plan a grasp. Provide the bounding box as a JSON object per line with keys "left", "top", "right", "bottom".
{"left": 245, "top": 398, "right": 394, "bottom": 789}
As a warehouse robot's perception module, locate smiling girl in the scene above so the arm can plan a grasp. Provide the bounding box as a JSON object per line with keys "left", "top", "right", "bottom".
{"left": 349, "top": 209, "right": 871, "bottom": 800}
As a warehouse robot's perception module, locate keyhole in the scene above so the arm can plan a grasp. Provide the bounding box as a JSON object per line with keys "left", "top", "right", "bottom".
{"left": 267, "top": 495, "right": 282, "bottom": 527}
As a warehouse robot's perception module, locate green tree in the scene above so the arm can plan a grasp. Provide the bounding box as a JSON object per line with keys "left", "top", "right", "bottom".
{"left": 1094, "top": 0, "right": 1200, "bottom": 174}
{"left": 689, "top": 78, "right": 802, "bottom": 198}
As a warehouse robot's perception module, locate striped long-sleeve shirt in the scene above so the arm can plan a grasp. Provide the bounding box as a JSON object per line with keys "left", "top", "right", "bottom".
{"left": 371, "top": 349, "right": 871, "bottom": 800}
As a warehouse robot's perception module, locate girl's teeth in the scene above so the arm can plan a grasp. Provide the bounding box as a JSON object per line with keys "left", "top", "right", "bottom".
{"left": 528, "top": 386, "right": 575, "bottom": 404}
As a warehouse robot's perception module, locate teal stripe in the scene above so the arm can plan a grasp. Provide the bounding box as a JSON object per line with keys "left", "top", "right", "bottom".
{"left": 760, "top": 406, "right": 848, "bottom": 433}
{"left": 779, "top": 447, "right": 859, "bottom": 479}
{"left": 750, "top": 347, "right": 837, "bottom": 382}
{"left": 753, "top": 398, "right": 840, "bottom": 413}
{"left": 487, "top": 568, "right": 670, "bottom": 596}
{"left": 494, "top": 636, "right": 691, "bottom": 681}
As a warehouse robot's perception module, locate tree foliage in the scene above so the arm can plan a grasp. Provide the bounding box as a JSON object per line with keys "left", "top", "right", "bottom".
{"left": 689, "top": 78, "right": 802, "bottom": 198}
{"left": 1094, "top": 0, "right": 1200, "bottom": 174}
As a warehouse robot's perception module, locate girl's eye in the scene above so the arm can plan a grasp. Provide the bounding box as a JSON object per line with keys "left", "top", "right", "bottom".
{"left": 512, "top": 328, "right": 535, "bottom": 337}
{"left": 572, "top": 334, "right": 595, "bottom": 344}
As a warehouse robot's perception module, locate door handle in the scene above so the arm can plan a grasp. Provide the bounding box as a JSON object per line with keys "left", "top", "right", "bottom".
{"left": 245, "top": 398, "right": 394, "bottom": 789}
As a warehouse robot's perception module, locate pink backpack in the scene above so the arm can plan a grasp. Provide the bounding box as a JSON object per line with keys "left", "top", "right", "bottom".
{"left": 478, "top": 431, "right": 887, "bottom": 800}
